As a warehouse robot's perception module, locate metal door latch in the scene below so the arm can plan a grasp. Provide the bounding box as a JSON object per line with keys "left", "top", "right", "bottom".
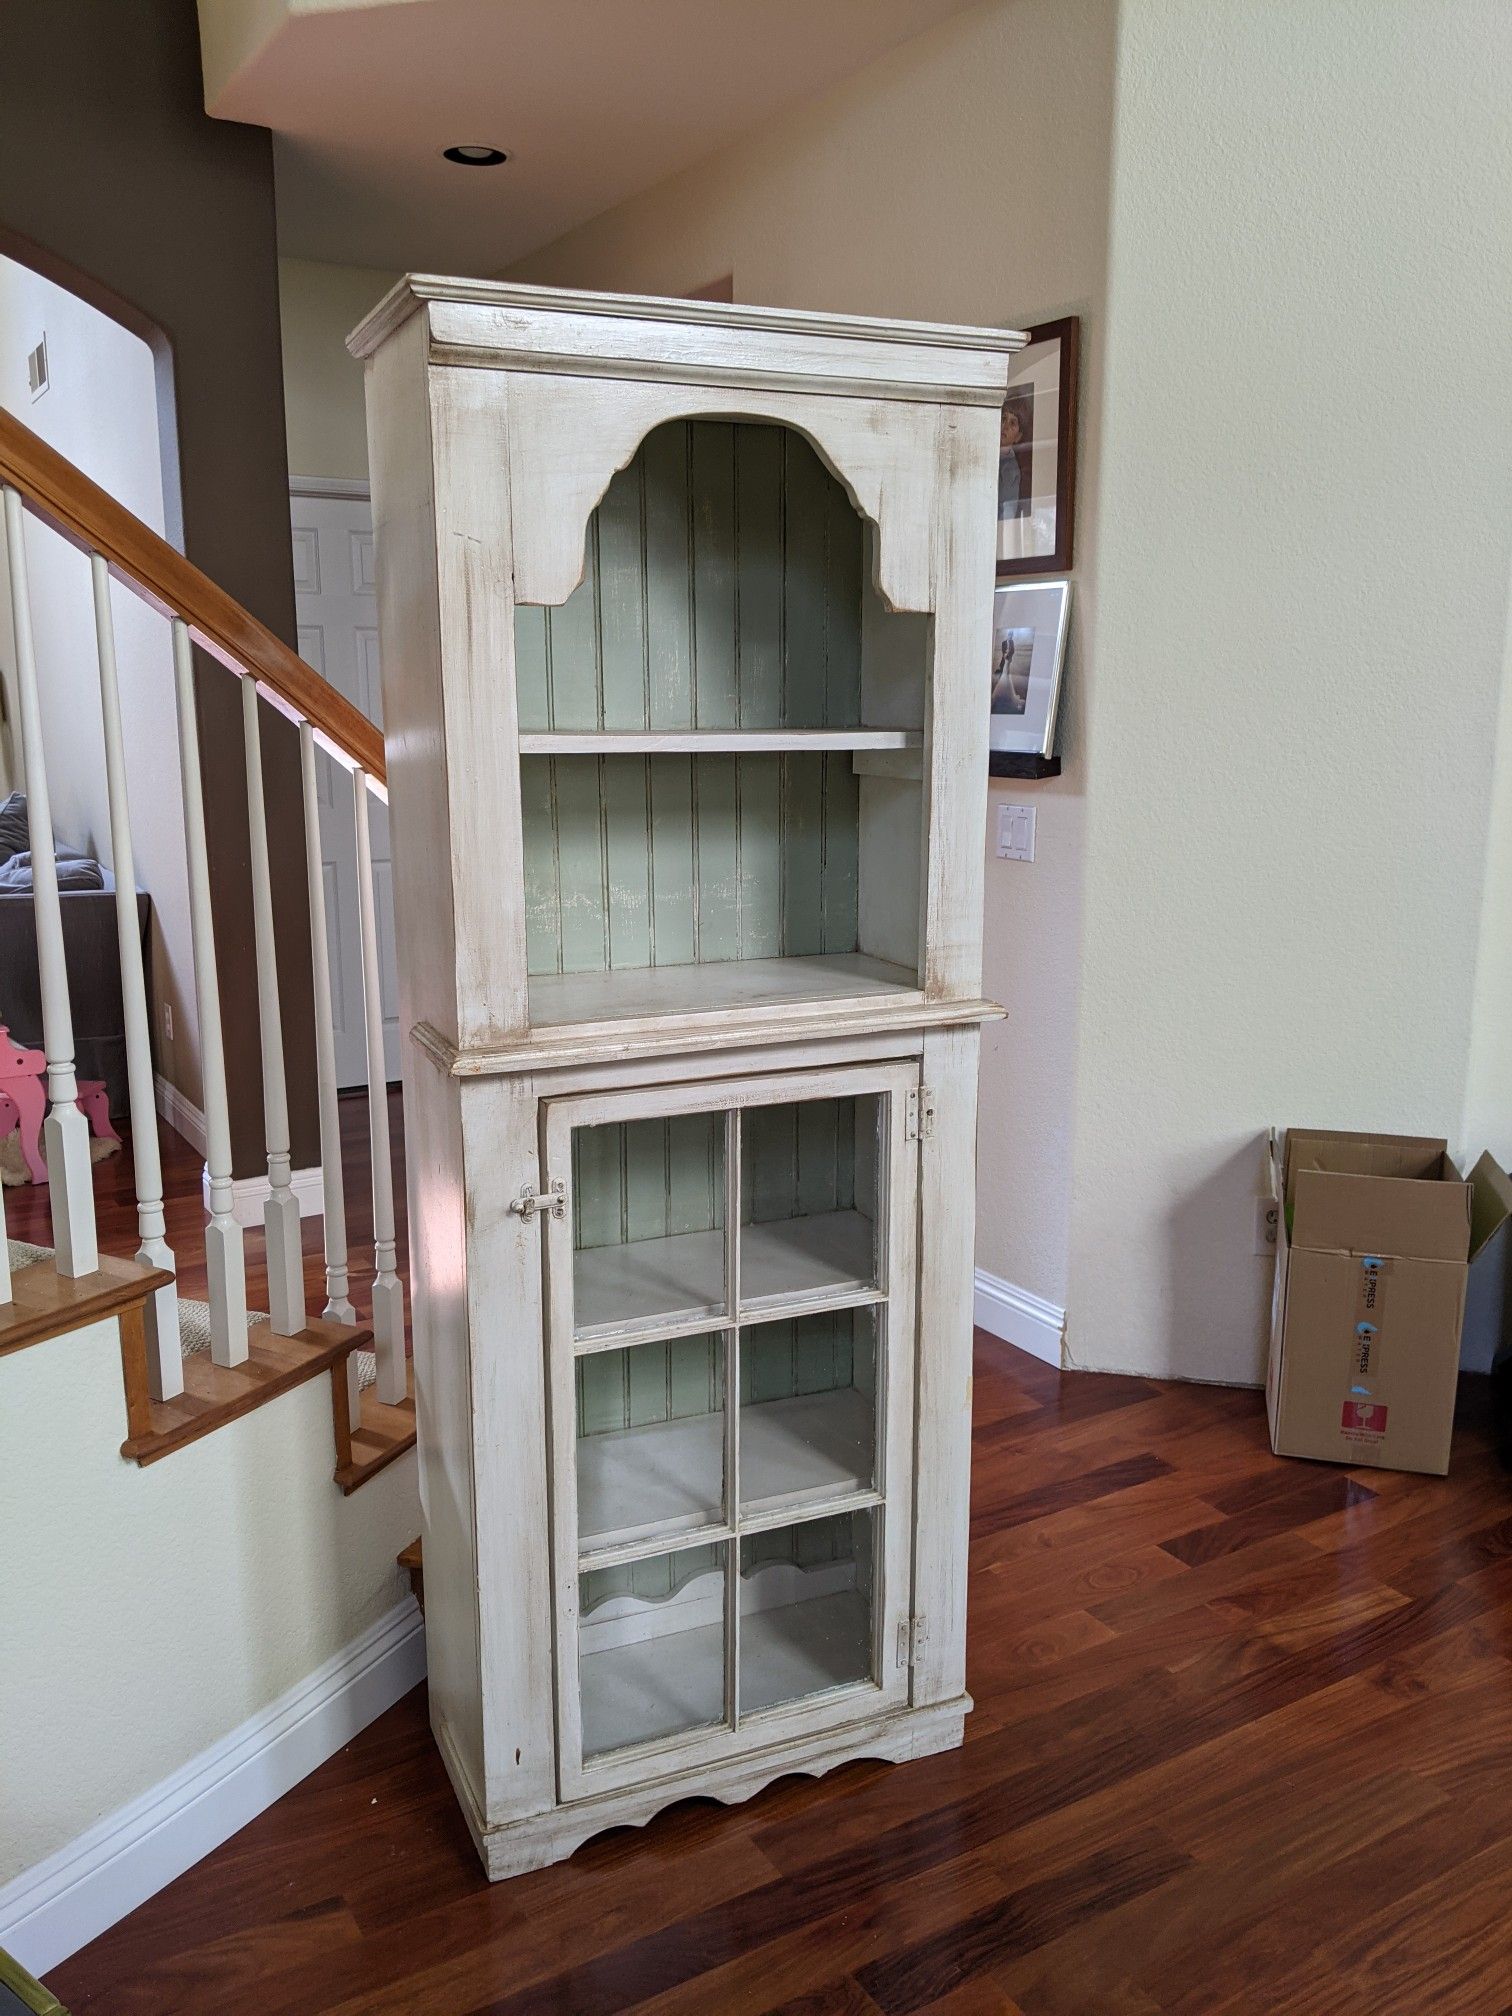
{"left": 508, "top": 1179, "right": 568, "bottom": 1222}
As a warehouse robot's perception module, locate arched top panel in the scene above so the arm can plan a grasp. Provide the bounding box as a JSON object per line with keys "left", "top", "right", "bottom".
{"left": 495, "top": 371, "right": 946, "bottom": 615}
{"left": 512, "top": 414, "right": 929, "bottom": 742}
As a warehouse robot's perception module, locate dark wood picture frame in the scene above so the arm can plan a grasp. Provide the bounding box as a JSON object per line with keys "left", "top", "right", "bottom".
{"left": 996, "top": 315, "right": 1080, "bottom": 580}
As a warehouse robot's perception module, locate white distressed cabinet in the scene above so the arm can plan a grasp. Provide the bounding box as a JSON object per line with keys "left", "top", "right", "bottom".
{"left": 351, "top": 278, "right": 1018, "bottom": 1877}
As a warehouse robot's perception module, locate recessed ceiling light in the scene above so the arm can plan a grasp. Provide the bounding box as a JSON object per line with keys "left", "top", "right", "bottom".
{"left": 443, "top": 144, "right": 510, "bottom": 167}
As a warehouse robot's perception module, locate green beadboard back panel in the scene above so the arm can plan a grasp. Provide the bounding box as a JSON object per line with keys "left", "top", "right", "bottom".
{"left": 517, "top": 421, "right": 864, "bottom": 734}
{"left": 741, "top": 1505, "right": 875, "bottom": 1576}
{"left": 572, "top": 1099, "right": 878, "bottom": 1434}
{"left": 521, "top": 751, "right": 861, "bottom": 975}
{"left": 517, "top": 419, "right": 874, "bottom": 978}
{"left": 580, "top": 1541, "right": 725, "bottom": 1615}
{"left": 572, "top": 1112, "right": 725, "bottom": 1253}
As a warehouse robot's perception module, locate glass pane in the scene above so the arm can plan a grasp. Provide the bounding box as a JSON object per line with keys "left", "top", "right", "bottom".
{"left": 579, "top": 1542, "right": 728, "bottom": 1760}
{"left": 572, "top": 1111, "right": 727, "bottom": 1338}
{"left": 739, "top": 1095, "right": 881, "bottom": 1312}
{"left": 577, "top": 1335, "right": 727, "bottom": 1551}
{"left": 739, "top": 1510, "right": 877, "bottom": 1715}
{"left": 739, "top": 1308, "right": 878, "bottom": 1516}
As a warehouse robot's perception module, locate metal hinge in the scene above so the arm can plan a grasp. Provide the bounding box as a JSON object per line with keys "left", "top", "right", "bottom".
{"left": 508, "top": 1178, "right": 568, "bottom": 1223}
{"left": 896, "top": 1614, "right": 926, "bottom": 1668}
{"left": 904, "top": 1087, "right": 936, "bottom": 1142}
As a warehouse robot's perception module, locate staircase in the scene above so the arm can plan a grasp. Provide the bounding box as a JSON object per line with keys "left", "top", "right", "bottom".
{"left": 0, "top": 409, "right": 414, "bottom": 1490}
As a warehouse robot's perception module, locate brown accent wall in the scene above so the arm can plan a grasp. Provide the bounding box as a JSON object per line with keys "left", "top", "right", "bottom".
{"left": 0, "top": 0, "right": 318, "bottom": 1176}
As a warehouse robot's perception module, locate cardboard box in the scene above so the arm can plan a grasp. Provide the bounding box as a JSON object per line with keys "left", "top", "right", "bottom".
{"left": 1462, "top": 1152, "right": 1512, "bottom": 1374}
{"left": 1266, "top": 1128, "right": 1472, "bottom": 1475}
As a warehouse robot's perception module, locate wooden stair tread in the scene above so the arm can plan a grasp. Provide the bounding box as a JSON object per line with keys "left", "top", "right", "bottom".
{"left": 335, "top": 1364, "right": 418, "bottom": 1494}
{"left": 121, "top": 1315, "right": 372, "bottom": 1466}
{"left": 0, "top": 1253, "right": 172, "bottom": 1360}
{"left": 398, "top": 1535, "right": 423, "bottom": 1612}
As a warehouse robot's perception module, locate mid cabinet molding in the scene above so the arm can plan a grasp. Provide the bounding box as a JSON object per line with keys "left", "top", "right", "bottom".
{"left": 352, "top": 277, "right": 1019, "bottom": 1879}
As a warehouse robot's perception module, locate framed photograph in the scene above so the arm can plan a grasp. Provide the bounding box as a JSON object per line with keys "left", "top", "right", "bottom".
{"left": 989, "top": 579, "right": 1070, "bottom": 766}
{"left": 996, "top": 315, "right": 1079, "bottom": 578}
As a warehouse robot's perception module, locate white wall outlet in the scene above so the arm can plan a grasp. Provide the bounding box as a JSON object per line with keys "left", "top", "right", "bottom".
{"left": 163, "top": 1001, "right": 173, "bottom": 1043}
{"left": 996, "top": 803, "right": 1036, "bottom": 862}
{"left": 1253, "top": 1195, "right": 1279, "bottom": 1255}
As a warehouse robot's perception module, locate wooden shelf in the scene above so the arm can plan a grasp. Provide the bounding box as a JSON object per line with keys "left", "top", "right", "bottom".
{"left": 574, "top": 1208, "right": 878, "bottom": 1346}
{"left": 576, "top": 1385, "right": 876, "bottom": 1554}
{"left": 529, "top": 953, "right": 920, "bottom": 1035}
{"left": 518, "top": 729, "right": 922, "bottom": 756}
{"left": 579, "top": 1578, "right": 873, "bottom": 1757}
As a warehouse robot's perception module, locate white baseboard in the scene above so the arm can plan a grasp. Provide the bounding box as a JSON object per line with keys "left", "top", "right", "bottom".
{"left": 0, "top": 1598, "right": 426, "bottom": 1979}
{"left": 154, "top": 1074, "right": 206, "bottom": 1156}
{"left": 200, "top": 1163, "right": 325, "bottom": 1225}
{"left": 974, "top": 1267, "right": 1065, "bottom": 1367}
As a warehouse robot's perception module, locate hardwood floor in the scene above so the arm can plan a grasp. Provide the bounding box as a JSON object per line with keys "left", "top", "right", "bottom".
{"left": 47, "top": 1338, "right": 1512, "bottom": 2014}
{"left": 5, "top": 1087, "right": 409, "bottom": 1337}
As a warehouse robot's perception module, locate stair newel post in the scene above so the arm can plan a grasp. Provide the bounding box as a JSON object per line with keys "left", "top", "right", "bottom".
{"left": 352, "top": 766, "right": 405, "bottom": 1403}
{"left": 240, "top": 671, "right": 306, "bottom": 1337}
{"left": 171, "top": 617, "right": 248, "bottom": 1364}
{"left": 2, "top": 486, "right": 98, "bottom": 1275}
{"left": 300, "top": 723, "right": 358, "bottom": 1407}
{"left": 92, "top": 553, "right": 181, "bottom": 1395}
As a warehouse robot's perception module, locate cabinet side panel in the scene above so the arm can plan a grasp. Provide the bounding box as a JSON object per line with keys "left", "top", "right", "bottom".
{"left": 922, "top": 405, "right": 998, "bottom": 999}
{"left": 911, "top": 1025, "right": 982, "bottom": 1707}
{"left": 430, "top": 365, "right": 531, "bottom": 1042}
{"left": 364, "top": 312, "right": 457, "bottom": 1047}
{"left": 405, "top": 1059, "right": 484, "bottom": 1812}
{"left": 462, "top": 1075, "right": 557, "bottom": 1824}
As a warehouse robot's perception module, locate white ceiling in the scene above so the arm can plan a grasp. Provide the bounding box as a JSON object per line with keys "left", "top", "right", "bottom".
{"left": 198, "top": 0, "right": 982, "bottom": 274}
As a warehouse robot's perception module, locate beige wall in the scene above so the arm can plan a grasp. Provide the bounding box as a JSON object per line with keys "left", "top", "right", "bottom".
{"left": 507, "top": 0, "right": 1117, "bottom": 1314}
{"left": 1066, "top": 0, "right": 1512, "bottom": 1381}
{"left": 279, "top": 256, "right": 400, "bottom": 480}
{"left": 0, "top": 1317, "right": 418, "bottom": 1901}
{"left": 507, "top": 0, "right": 1512, "bottom": 1384}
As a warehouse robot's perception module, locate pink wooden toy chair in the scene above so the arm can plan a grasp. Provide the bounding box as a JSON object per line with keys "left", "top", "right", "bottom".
{"left": 0, "top": 1022, "right": 120, "bottom": 1185}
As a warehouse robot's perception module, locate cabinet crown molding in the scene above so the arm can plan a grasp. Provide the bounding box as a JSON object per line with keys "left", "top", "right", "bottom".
{"left": 348, "top": 275, "right": 1022, "bottom": 407}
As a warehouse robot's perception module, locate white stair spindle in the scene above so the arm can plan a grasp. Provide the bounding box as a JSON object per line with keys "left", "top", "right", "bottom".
{"left": 2, "top": 486, "right": 97, "bottom": 1275}
{"left": 353, "top": 768, "right": 405, "bottom": 1402}
{"left": 300, "top": 725, "right": 355, "bottom": 1324}
{"left": 300, "top": 726, "right": 358, "bottom": 1414}
{"left": 241, "top": 673, "right": 306, "bottom": 1337}
{"left": 92, "top": 555, "right": 180, "bottom": 1396}
{"left": 172, "top": 618, "right": 248, "bottom": 1364}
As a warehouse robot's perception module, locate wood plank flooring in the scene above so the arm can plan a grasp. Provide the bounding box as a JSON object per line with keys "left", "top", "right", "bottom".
{"left": 46, "top": 1338, "right": 1512, "bottom": 2014}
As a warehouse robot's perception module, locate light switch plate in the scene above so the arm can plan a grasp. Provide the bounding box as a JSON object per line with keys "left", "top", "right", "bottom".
{"left": 996, "top": 803, "right": 1036, "bottom": 862}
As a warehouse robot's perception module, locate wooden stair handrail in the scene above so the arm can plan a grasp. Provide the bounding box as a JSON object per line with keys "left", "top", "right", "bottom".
{"left": 0, "top": 408, "right": 385, "bottom": 782}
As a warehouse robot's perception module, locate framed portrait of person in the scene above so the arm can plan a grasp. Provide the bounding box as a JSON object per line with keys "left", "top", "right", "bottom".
{"left": 996, "top": 316, "right": 1080, "bottom": 579}
{"left": 989, "top": 579, "right": 1070, "bottom": 768}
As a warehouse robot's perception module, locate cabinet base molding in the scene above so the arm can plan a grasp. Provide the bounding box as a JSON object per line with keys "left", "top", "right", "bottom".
{"left": 450, "top": 1696, "right": 970, "bottom": 1882}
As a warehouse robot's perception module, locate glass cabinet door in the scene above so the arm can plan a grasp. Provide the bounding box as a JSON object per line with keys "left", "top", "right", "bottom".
{"left": 544, "top": 1062, "right": 919, "bottom": 1799}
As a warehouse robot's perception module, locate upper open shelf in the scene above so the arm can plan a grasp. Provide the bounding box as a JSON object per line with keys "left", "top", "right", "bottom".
{"left": 514, "top": 418, "right": 930, "bottom": 1026}
{"left": 518, "top": 729, "right": 921, "bottom": 755}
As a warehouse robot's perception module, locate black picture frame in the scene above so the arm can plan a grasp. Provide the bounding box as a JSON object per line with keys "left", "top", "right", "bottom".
{"left": 996, "top": 315, "right": 1080, "bottom": 580}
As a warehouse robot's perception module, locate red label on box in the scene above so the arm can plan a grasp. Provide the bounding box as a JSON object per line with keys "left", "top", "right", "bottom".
{"left": 1341, "top": 1400, "right": 1388, "bottom": 1440}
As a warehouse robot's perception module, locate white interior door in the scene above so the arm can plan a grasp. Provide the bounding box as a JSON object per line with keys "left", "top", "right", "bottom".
{"left": 289, "top": 488, "right": 400, "bottom": 1087}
